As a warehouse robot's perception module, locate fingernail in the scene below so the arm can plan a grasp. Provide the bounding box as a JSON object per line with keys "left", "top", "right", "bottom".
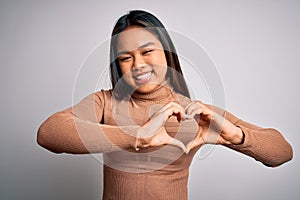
{"left": 184, "top": 114, "right": 190, "bottom": 119}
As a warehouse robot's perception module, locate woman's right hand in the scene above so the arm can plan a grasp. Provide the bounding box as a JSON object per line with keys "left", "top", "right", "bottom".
{"left": 135, "top": 102, "right": 187, "bottom": 151}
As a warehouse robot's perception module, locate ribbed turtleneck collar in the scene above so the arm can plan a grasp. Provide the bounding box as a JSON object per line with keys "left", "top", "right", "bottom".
{"left": 130, "top": 81, "right": 176, "bottom": 104}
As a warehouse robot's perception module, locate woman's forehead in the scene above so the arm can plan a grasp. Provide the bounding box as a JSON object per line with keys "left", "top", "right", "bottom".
{"left": 116, "top": 27, "right": 162, "bottom": 53}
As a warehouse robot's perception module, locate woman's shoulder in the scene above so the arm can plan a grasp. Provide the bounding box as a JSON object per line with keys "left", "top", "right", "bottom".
{"left": 84, "top": 89, "right": 113, "bottom": 105}
{"left": 93, "top": 89, "right": 112, "bottom": 99}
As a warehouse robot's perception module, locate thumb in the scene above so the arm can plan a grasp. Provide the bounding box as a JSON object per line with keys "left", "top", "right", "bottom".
{"left": 185, "top": 140, "right": 195, "bottom": 155}
{"left": 169, "top": 138, "right": 186, "bottom": 152}
{"left": 185, "top": 137, "right": 205, "bottom": 154}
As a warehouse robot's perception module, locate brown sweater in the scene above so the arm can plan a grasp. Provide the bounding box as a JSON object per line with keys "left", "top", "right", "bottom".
{"left": 37, "top": 85, "right": 293, "bottom": 200}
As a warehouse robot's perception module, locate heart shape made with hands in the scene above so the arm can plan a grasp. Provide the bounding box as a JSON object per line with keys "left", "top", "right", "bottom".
{"left": 139, "top": 101, "right": 243, "bottom": 154}
{"left": 149, "top": 112, "right": 223, "bottom": 154}
{"left": 167, "top": 112, "right": 213, "bottom": 154}
{"left": 167, "top": 109, "right": 243, "bottom": 154}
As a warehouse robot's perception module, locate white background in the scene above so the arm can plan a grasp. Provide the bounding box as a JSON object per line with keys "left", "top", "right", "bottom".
{"left": 0, "top": 0, "right": 299, "bottom": 199}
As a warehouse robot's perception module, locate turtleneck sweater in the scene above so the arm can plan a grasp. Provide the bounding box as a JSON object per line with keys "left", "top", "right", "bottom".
{"left": 37, "top": 84, "right": 293, "bottom": 200}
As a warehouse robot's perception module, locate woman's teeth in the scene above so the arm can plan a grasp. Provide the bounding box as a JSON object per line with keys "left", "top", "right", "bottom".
{"left": 134, "top": 71, "right": 152, "bottom": 84}
{"left": 135, "top": 72, "right": 152, "bottom": 80}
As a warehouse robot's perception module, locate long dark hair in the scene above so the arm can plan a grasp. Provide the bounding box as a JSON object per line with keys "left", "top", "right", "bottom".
{"left": 109, "top": 10, "right": 190, "bottom": 99}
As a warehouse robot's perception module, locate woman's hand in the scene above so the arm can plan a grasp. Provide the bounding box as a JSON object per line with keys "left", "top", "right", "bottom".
{"left": 184, "top": 101, "right": 244, "bottom": 154}
{"left": 135, "top": 102, "right": 187, "bottom": 151}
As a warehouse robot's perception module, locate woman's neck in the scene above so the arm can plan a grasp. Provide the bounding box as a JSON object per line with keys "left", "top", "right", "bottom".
{"left": 131, "top": 80, "right": 175, "bottom": 104}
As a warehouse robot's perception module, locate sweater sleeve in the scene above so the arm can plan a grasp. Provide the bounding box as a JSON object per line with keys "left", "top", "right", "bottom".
{"left": 37, "top": 91, "right": 139, "bottom": 154}
{"left": 221, "top": 109, "right": 293, "bottom": 167}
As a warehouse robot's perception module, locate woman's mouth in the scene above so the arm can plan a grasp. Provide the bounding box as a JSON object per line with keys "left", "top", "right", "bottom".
{"left": 134, "top": 71, "right": 153, "bottom": 85}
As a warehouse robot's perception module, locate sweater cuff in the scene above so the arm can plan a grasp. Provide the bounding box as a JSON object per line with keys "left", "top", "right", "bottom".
{"left": 227, "top": 124, "right": 252, "bottom": 150}
{"left": 236, "top": 126, "right": 245, "bottom": 144}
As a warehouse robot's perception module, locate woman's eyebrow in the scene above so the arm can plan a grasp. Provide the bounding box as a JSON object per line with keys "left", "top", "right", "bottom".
{"left": 138, "top": 42, "right": 155, "bottom": 49}
{"left": 117, "top": 42, "right": 156, "bottom": 56}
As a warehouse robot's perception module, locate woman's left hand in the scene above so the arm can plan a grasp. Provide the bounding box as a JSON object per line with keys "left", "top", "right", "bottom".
{"left": 184, "top": 101, "right": 244, "bottom": 154}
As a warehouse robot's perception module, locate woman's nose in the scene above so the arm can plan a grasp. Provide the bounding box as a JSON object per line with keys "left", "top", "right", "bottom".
{"left": 132, "top": 54, "right": 146, "bottom": 70}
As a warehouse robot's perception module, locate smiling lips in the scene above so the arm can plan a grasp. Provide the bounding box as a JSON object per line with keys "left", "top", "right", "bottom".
{"left": 134, "top": 71, "right": 153, "bottom": 84}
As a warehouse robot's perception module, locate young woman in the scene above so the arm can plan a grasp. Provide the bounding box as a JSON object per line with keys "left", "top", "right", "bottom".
{"left": 37, "top": 10, "right": 293, "bottom": 200}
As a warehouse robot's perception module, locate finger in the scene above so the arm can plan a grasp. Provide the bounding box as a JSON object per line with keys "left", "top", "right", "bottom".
{"left": 169, "top": 138, "right": 186, "bottom": 152}
{"left": 185, "top": 101, "right": 199, "bottom": 116}
{"left": 185, "top": 140, "right": 196, "bottom": 155}
{"left": 149, "top": 103, "right": 186, "bottom": 131}
{"left": 188, "top": 107, "right": 203, "bottom": 119}
{"left": 171, "top": 103, "right": 186, "bottom": 121}
{"left": 185, "top": 101, "right": 205, "bottom": 117}
{"left": 163, "top": 103, "right": 186, "bottom": 121}
{"left": 172, "top": 106, "right": 186, "bottom": 122}
{"left": 185, "top": 136, "right": 205, "bottom": 154}
{"left": 160, "top": 101, "right": 181, "bottom": 112}
{"left": 190, "top": 107, "right": 212, "bottom": 122}
{"left": 185, "top": 101, "right": 211, "bottom": 114}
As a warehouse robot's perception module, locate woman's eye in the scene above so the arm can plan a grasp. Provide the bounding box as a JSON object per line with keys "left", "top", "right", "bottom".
{"left": 119, "top": 56, "right": 132, "bottom": 62}
{"left": 142, "top": 49, "right": 154, "bottom": 55}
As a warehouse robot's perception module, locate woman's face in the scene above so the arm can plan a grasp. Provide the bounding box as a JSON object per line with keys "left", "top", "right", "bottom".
{"left": 116, "top": 26, "right": 168, "bottom": 93}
